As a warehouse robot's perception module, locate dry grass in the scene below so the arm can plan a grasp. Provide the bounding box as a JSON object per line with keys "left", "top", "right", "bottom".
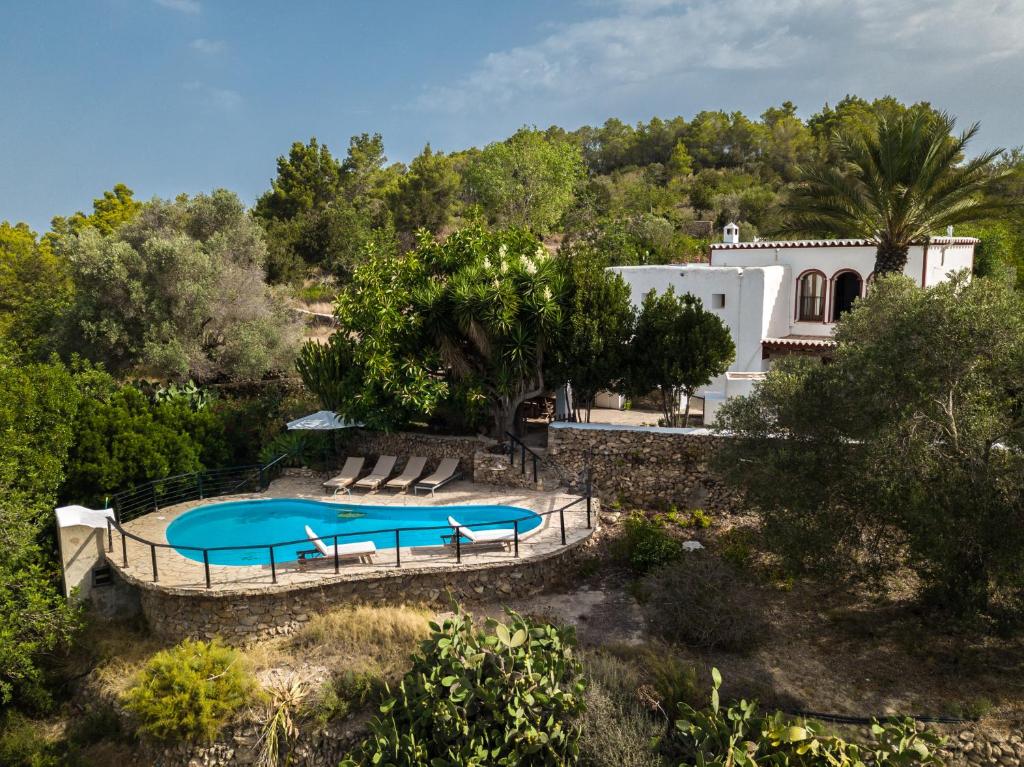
{"left": 240, "top": 604, "right": 433, "bottom": 682}
{"left": 293, "top": 605, "right": 431, "bottom": 664}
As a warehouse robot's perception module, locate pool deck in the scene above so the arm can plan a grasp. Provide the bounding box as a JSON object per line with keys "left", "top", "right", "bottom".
{"left": 108, "top": 477, "right": 596, "bottom": 594}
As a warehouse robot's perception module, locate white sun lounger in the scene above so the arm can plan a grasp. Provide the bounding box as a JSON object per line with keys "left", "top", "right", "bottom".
{"left": 413, "top": 458, "right": 462, "bottom": 496}
{"left": 301, "top": 525, "right": 376, "bottom": 565}
{"left": 445, "top": 516, "right": 516, "bottom": 549}
{"left": 352, "top": 455, "right": 397, "bottom": 493}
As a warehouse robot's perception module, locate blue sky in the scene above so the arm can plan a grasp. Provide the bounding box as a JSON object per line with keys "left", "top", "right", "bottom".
{"left": 2, "top": 0, "right": 1022, "bottom": 232}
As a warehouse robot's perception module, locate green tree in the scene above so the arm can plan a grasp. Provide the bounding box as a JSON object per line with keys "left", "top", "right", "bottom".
{"left": 786, "top": 111, "right": 1008, "bottom": 274}
{"left": 296, "top": 234, "right": 449, "bottom": 430}
{"left": 60, "top": 373, "right": 220, "bottom": 505}
{"left": 62, "top": 190, "right": 300, "bottom": 381}
{"left": 299, "top": 227, "right": 564, "bottom": 437}
{"left": 255, "top": 136, "right": 396, "bottom": 282}
{"left": 467, "top": 128, "right": 585, "bottom": 234}
{"left": 624, "top": 288, "right": 735, "bottom": 426}
{"left": 254, "top": 138, "right": 344, "bottom": 222}
{"left": 550, "top": 243, "right": 635, "bottom": 420}
{"left": 0, "top": 223, "right": 72, "bottom": 360}
{"left": 416, "top": 227, "right": 565, "bottom": 437}
{"left": 389, "top": 144, "right": 460, "bottom": 234}
{"left": 715, "top": 274, "right": 1024, "bottom": 615}
{"left": 0, "top": 353, "right": 82, "bottom": 708}
{"left": 48, "top": 183, "right": 142, "bottom": 241}
{"left": 340, "top": 132, "right": 389, "bottom": 203}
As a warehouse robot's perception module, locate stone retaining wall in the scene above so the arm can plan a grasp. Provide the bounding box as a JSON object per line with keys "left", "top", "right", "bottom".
{"left": 136, "top": 535, "right": 598, "bottom": 643}
{"left": 143, "top": 716, "right": 366, "bottom": 767}
{"left": 547, "top": 423, "right": 742, "bottom": 513}
{"left": 345, "top": 429, "right": 493, "bottom": 477}
{"left": 473, "top": 449, "right": 550, "bottom": 490}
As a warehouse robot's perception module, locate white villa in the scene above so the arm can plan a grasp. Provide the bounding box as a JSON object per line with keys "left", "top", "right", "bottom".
{"left": 607, "top": 223, "right": 978, "bottom": 424}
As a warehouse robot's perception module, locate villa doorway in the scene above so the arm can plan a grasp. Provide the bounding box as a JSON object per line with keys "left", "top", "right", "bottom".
{"left": 832, "top": 272, "right": 862, "bottom": 321}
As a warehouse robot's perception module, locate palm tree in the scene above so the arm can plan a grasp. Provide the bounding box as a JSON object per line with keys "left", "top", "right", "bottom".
{"left": 786, "top": 111, "right": 1007, "bottom": 274}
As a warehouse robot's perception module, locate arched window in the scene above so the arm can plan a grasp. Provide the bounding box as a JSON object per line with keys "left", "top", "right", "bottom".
{"left": 831, "top": 270, "right": 863, "bottom": 321}
{"left": 796, "top": 271, "right": 826, "bottom": 321}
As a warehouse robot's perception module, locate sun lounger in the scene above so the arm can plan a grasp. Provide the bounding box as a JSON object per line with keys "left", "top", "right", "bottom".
{"left": 322, "top": 457, "right": 365, "bottom": 495}
{"left": 352, "top": 455, "right": 397, "bottom": 492}
{"left": 413, "top": 458, "right": 462, "bottom": 496}
{"left": 298, "top": 525, "right": 376, "bottom": 566}
{"left": 384, "top": 456, "right": 428, "bottom": 493}
{"left": 443, "top": 516, "right": 516, "bottom": 549}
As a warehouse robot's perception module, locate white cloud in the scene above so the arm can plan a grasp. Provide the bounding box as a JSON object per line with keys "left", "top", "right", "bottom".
{"left": 417, "top": 0, "right": 1024, "bottom": 113}
{"left": 155, "top": 0, "right": 200, "bottom": 14}
{"left": 190, "top": 37, "right": 225, "bottom": 55}
{"left": 182, "top": 81, "right": 242, "bottom": 111}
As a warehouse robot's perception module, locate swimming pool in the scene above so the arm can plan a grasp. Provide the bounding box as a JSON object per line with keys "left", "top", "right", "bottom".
{"left": 165, "top": 498, "right": 542, "bottom": 566}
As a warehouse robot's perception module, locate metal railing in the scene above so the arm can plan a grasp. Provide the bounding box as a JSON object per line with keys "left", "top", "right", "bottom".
{"left": 505, "top": 431, "right": 542, "bottom": 484}
{"left": 110, "top": 454, "right": 291, "bottom": 524}
{"left": 104, "top": 455, "right": 594, "bottom": 590}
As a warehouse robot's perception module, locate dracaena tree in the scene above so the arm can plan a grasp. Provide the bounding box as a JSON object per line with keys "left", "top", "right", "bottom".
{"left": 785, "top": 111, "right": 1007, "bottom": 274}
{"left": 416, "top": 227, "right": 565, "bottom": 438}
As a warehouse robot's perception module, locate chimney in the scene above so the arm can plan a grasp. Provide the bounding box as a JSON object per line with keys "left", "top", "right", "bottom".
{"left": 946, "top": 225, "right": 954, "bottom": 237}
{"left": 723, "top": 222, "right": 740, "bottom": 245}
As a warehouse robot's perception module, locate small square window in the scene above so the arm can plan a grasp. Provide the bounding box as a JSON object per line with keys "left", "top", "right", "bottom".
{"left": 712, "top": 293, "right": 726, "bottom": 309}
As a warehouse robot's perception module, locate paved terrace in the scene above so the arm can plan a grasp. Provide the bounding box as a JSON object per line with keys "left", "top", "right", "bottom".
{"left": 107, "top": 477, "right": 594, "bottom": 594}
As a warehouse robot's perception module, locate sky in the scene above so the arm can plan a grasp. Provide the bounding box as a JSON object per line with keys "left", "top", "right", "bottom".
{"left": 2, "top": 0, "right": 1022, "bottom": 233}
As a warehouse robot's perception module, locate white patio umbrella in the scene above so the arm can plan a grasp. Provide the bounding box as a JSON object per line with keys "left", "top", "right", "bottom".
{"left": 285, "top": 411, "right": 363, "bottom": 469}
{"left": 286, "top": 410, "right": 362, "bottom": 431}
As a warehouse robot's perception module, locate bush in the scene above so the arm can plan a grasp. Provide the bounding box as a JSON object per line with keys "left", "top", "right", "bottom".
{"left": 641, "top": 555, "right": 768, "bottom": 652}
{"left": 579, "top": 651, "right": 666, "bottom": 767}
{"left": 308, "top": 670, "right": 384, "bottom": 725}
{"left": 664, "top": 507, "right": 713, "bottom": 529}
{"left": 616, "top": 512, "right": 683, "bottom": 573}
{"left": 123, "top": 638, "right": 255, "bottom": 743}
{"left": 668, "top": 668, "right": 945, "bottom": 766}
{"left": 341, "top": 610, "right": 586, "bottom": 766}
{"left": 0, "top": 705, "right": 131, "bottom": 767}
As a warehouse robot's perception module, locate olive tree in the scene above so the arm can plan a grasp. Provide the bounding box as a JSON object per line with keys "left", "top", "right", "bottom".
{"left": 466, "top": 128, "right": 585, "bottom": 234}
{"left": 715, "top": 273, "right": 1024, "bottom": 615}
{"left": 62, "top": 190, "right": 301, "bottom": 381}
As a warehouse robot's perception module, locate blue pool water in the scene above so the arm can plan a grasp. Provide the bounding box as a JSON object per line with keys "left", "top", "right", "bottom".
{"left": 165, "top": 498, "right": 541, "bottom": 566}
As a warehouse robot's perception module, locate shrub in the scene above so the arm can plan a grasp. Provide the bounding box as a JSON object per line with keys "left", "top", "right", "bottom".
{"left": 308, "top": 670, "right": 385, "bottom": 725}
{"left": 616, "top": 512, "right": 682, "bottom": 573}
{"left": 341, "top": 609, "right": 586, "bottom": 766}
{"left": 717, "top": 526, "right": 756, "bottom": 570}
{"left": 669, "top": 668, "right": 945, "bottom": 766}
{"left": 641, "top": 555, "right": 768, "bottom": 652}
{"left": 579, "top": 651, "right": 667, "bottom": 767}
{"left": 664, "top": 507, "right": 713, "bottom": 529}
{"left": 124, "top": 638, "right": 255, "bottom": 743}
{"left": 255, "top": 674, "right": 307, "bottom": 767}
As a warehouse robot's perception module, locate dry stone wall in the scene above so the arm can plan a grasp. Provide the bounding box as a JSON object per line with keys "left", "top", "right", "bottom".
{"left": 547, "top": 423, "right": 742, "bottom": 513}
{"left": 345, "top": 429, "right": 493, "bottom": 477}
{"left": 136, "top": 536, "right": 599, "bottom": 643}
{"left": 472, "top": 449, "right": 563, "bottom": 491}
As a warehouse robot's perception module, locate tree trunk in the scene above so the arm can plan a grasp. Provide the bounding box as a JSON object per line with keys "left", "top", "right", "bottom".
{"left": 874, "top": 240, "right": 911, "bottom": 275}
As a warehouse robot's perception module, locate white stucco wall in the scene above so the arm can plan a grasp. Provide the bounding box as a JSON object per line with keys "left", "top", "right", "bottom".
{"left": 607, "top": 236, "right": 976, "bottom": 417}
{"left": 610, "top": 265, "right": 784, "bottom": 383}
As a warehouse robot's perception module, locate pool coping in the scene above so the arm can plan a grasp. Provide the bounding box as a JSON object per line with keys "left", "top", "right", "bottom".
{"left": 107, "top": 477, "right": 597, "bottom": 597}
